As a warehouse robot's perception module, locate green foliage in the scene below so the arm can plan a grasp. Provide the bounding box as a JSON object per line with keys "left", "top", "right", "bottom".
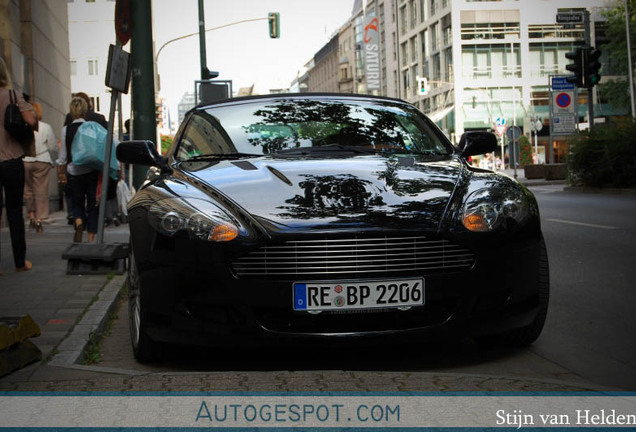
{"left": 82, "top": 330, "right": 102, "bottom": 365}
{"left": 161, "top": 134, "right": 173, "bottom": 155}
{"left": 518, "top": 135, "right": 533, "bottom": 167}
{"left": 599, "top": 78, "right": 633, "bottom": 112}
{"left": 598, "top": 1, "right": 636, "bottom": 111}
{"left": 567, "top": 119, "right": 636, "bottom": 188}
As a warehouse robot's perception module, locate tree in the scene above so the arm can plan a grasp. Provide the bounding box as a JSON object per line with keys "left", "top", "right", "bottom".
{"left": 598, "top": 0, "right": 636, "bottom": 111}
{"left": 160, "top": 134, "right": 173, "bottom": 155}
{"left": 518, "top": 135, "right": 533, "bottom": 167}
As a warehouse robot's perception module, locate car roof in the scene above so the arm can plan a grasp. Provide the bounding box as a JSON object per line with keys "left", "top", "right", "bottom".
{"left": 194, "top": 92, "right": 413, "bottom": 112}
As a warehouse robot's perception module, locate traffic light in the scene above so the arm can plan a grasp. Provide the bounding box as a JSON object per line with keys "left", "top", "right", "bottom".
{"left": 417, "top": 76, "right": 428, "bottom": 95}
{"left": 268, "top": 12, "right": 280, "bottom": 38}
{"left": 584, "top": 47, "right": 602, "bottom": 87}
{"left": 565, "top": 47, "right": 584, "bottom": 88}
{"left": 155, "top": 102, "right": 163, "bottom": 127}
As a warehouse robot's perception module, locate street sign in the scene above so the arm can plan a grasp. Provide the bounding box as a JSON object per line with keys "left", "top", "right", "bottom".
{"left": 105, "top": 44, "right": 131, "bottom": 94}
{"left": 506, "top": 126, "right": 522, "bottom": 141}
{"left": 495, "top": 117, "right": 505, "bottom": 127}
{"left": 552, "top": 114, "right": 577, "bottom": 135}
{"left": 552, "top": 90, "right": 575, "bottom": 114}
{"left": 551, "top": 76, "right": 576, "bottom": 91}
{"left": 557, "top": 13, "right": 583, "bottom": 24}
{"left": 495, "top": 124, "right": 507, "bottom": 136}
{"left": 115, "top": 0, "right": 131, "bottom": 46}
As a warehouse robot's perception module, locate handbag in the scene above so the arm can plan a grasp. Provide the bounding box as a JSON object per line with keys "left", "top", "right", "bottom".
{"left": 4, "top": 90, "right": 35, "bottom": 157}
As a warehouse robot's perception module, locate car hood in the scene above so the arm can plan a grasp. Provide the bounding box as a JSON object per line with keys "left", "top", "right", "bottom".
{"left": 180, "top": 155, "right": 463, "bottom": 233}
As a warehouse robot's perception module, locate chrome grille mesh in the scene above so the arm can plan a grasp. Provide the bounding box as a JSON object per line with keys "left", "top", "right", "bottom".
{"left": 231, "top": 236, "right": 475, "bottom": 279}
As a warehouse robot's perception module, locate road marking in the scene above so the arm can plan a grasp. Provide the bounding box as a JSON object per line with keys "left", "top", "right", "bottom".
{"left": 546, "top": 218, "right": 619, "bottom": 230}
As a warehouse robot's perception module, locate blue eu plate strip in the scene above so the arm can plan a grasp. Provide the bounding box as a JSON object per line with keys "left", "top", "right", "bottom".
{"left": 294, "top": 283, "right": 307, "bottom": 310}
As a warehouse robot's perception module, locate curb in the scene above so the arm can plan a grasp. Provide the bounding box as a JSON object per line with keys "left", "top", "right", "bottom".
{"left": 564, "top": 186, "right": 636, "bottom": 195}
{"left": 47, "top": 274, "right": 127, "bottom": 367}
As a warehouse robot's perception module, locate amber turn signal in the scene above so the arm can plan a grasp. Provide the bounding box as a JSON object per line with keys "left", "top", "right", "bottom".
{"left": 462, "top": 214, "right": 490, "bottom": 232}
{"left": 209, "top": 224, "right": 239, "bottom": 242}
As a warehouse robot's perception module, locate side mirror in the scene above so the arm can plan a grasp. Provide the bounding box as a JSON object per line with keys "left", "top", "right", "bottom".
{"left": 116, "top": 140, "right": 171, "bottom": 173}
{"left": 457, "top": 131, "right": 498, "bottom": 158}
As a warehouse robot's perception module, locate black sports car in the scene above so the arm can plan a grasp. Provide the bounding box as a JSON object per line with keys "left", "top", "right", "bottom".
{"left": 117, "top": 94, "right": 549, "bottom": 362}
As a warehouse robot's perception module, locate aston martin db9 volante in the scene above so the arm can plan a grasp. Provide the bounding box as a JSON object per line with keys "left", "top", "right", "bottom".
{"left": 117, "top": 94, "right": 549, "bottom": 362}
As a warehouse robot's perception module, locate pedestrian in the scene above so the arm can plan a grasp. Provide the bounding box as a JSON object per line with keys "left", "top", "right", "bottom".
{"left": 58, "top": 96, "right": 99, "bottom": 243}
{"left": 64, "top": 92, "right": 107, "bottom": 129}
{"left": 62, "top": 92, "right": 107, "bottom": 225}
{"left": 23, "top": 102, "right": 56, "bottom": 233}
{"left": 0, "top": 57, "right": 36, "bottom": 273}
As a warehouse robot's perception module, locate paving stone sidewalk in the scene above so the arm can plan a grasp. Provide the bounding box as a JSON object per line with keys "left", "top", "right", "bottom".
{"left": 0, "top": 210, "right": 128, "bottom": 383}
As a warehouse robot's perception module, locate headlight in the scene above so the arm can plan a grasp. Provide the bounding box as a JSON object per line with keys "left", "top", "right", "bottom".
{"left": 461, "top": 186, "right": 534, "bottom": 232}
{"left": 149, "top": 197, "right": 239, "bottom": 242}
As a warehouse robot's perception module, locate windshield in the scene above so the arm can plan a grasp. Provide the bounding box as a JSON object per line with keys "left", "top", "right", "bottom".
{"left": 174, "top": 98, "right": 453, "bottom": 161}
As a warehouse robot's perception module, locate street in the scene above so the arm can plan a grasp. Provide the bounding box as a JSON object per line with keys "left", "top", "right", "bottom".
{"left": 91, "top": 185, "right": 636, "bottom": 391}
{"left": 530, "top": 185, "right": 636, "bottom": 390}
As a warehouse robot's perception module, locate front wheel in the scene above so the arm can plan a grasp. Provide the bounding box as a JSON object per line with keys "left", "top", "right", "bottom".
{"left": 128, "top": 250, "right": 164, "bottom": 363}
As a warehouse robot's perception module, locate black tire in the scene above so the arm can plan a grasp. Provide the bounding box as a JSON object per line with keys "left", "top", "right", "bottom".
{"left": 479, "top": 235, "right": 550, "bottom": 347}
{"left": 128, "top": 250, "right": 164, "bottom": 363}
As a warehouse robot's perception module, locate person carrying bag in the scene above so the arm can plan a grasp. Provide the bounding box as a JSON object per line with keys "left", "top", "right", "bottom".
{"left": 57, "top": 97, "right": 99, "bottom": 243}
{"left": 0, "top": 56, "right": 37, "bottom": 273}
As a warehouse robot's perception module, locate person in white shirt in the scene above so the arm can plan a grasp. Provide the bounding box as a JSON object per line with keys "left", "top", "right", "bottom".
{"left": 23, "top": 102, "right": 57, "bottom": 233}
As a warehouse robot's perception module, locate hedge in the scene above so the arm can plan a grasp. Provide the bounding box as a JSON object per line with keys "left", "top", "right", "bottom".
{"left": 567, "top": 118, "right": 636, "bottom": 188}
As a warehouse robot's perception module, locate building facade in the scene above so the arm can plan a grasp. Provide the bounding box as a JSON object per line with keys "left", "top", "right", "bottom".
{"left": 308, "top": 34, "right": 340, "bottom": 92}
{"left": 67, "top": 0, "right": 131, "bottom": 135}
{"left": 301, "top": 0, "right": 619, "bottom": 163}
{"left": 1, "top": 0, "right": 72, "bottom": 213}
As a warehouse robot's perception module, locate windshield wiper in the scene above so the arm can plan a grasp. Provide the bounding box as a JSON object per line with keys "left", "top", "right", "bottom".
{"left": 185, "top": 152, "right": 262, "bottom": 161}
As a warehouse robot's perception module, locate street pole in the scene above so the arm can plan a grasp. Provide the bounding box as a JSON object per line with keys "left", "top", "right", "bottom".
{"left": 198, "top": 0, "right": 208, "bottom": 80}
{"left": 584, "top": 10, "right": 594, "bottom": 129}
{"left": 626, "top": 0, "right": 636, "bottom": 119}
{"left": 511, "top": 41, "right": 517, "bottom": 178}
{"left": 130, "top": 0, "right": 156, "bottom": 190}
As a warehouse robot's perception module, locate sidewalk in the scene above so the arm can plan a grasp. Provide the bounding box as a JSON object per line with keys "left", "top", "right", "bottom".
{"left": 0, "top": 210, "right": 128, "bottom": 377}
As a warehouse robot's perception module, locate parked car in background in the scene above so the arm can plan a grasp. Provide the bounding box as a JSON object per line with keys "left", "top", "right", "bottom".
{"left": 117, "top": 94, "right": 549, "bottom": 362}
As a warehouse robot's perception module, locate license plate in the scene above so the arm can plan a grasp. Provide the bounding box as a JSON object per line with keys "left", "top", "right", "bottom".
{"left": 293, "top": 278, "right": 424, "bottom": 311}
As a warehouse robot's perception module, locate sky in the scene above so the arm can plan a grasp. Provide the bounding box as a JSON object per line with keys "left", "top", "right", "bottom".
{"left": 151, "top": 0, "right": 355, "bottom": 126}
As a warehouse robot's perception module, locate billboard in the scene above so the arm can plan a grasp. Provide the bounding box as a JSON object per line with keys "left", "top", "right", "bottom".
{"left": 363, "top": 12, "right": 380, "bottom": 92}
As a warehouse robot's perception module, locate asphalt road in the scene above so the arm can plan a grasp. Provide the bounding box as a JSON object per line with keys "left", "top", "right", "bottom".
{"left": 529, "top": 185, "right": 636, "bottom": 390}
{"left": 93, "top": 185, "right": 636, "bottom": 391}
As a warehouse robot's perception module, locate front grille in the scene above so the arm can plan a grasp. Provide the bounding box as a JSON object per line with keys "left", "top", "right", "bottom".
{"left": 231, "top": 236, "right": 475, "bottom": 280}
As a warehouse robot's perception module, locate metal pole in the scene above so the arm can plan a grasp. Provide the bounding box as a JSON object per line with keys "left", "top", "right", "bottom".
{"left": 549, "top": 77, "right": 554, "bottom": 164}
{"left": 198, "top": 0, "right": 208, "bottom": 80}
{"left": 511, "top": 41, "right": 517, "bottom": 178}
{"left": 626, "top": 0, "right": 636, "bottom": 119}
{"left": 96, "top": 89, "right": 119, "bottom": 245}
{"left": 585, "top": 10, "right": 594, "bottom": 129}
{"left": 130, "top": 0, "right": 156, "bottom": 190}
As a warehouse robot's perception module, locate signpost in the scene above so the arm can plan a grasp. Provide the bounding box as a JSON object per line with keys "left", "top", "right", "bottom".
{"left": 548, "top": 75, "right": 578, "bottom": 163}
{"left": 550, "top": 76, "right": 577, "bottom": 136}
{"left": 61, "top": 2, "right": 133, "bottom": 275}
{"left": 494, "top": 117, "right": 506, "bottom": 171}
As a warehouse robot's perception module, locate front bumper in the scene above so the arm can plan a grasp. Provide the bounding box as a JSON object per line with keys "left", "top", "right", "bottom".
{"left": 131, "top": 222, "right": 543, "bottom": 347}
